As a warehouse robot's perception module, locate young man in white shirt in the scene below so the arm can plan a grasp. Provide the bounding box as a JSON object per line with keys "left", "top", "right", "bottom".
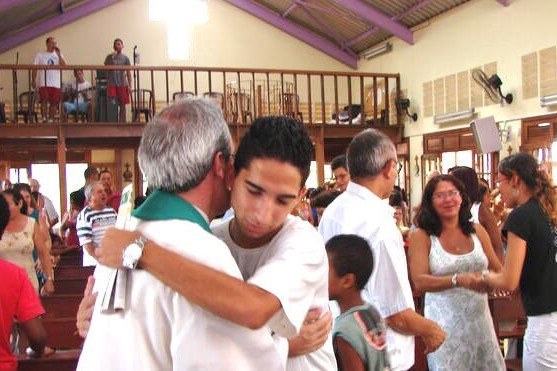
{"left": 85, "top": 116, "right": 336, "bottom": 370}
{"left": 32, "top": 36, "right": 67, "bottom": 122}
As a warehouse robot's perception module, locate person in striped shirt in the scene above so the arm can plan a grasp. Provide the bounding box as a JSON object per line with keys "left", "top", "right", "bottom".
{"left": 76, "top": 181, "right": 117, "bottom": 266}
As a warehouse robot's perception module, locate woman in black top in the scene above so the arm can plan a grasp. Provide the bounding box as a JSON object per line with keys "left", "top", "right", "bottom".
{"left": 484, "top": 152, "right": 557, "bottom": 370}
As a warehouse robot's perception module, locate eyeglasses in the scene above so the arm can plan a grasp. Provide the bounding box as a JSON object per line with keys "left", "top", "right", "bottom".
{"left": 433, "top": 189, "right": 460, "bottom": 200}
{"left": 397, "top": 162, "right": 403, "bottom": 175}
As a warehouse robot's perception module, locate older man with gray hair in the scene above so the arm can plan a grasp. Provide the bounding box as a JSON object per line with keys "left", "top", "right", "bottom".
{"left": 76, "top": 98, "right": 284, "bottom": 371}
{"left": 76, "top": 180, "right": 117, "bottom": 266}
{"left": 319, "top": 128, "right": 446, "bottom": 371}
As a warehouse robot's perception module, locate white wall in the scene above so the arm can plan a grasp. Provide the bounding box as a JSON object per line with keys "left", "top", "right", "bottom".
{"left": 360, "top": 0, "right": 557, "bottom": 205}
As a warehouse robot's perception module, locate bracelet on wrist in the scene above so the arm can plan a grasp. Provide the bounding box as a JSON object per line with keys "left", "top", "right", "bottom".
{"left": 481, "top": 270, "right": 489, "bottom": 282}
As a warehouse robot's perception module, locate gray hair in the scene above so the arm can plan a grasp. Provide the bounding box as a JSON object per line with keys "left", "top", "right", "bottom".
{"left": 139, "top": 97, "right": 232, "bottom": 193}
{"left": 347, "top": 129, "right": 396, "bottom": 178}
{"left": 84, "top": 180, "right": 101, "bottom": 201}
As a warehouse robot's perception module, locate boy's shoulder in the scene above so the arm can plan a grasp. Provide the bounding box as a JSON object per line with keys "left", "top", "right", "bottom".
{"left": 333, "top": 303, "right": 387, "bottom": 350}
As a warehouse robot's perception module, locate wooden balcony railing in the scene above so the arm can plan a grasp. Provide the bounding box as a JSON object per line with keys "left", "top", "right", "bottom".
{"left": 0, "top": 64, "right": 402, "bottom": 128}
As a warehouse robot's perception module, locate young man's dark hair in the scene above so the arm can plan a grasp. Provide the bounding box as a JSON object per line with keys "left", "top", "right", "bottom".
{"left": 326, "top": 234, "right": 374, "bottom": 290}
{"left": 113, "top": 38, "right": 124, "bottom": 48}
{"left": 331, "top": 154, "right": 347, "bottom": 171}
{"left": 84, "top": 166, "right": 99, "bottom": 181}
{"left": 233, "top": 116, "right": 314, "bottom": 187}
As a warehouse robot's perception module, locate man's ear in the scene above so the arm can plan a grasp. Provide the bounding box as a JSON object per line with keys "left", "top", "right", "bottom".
{"left": 382, "top": 159, "right": 395, "bottom": 179}
{"left": 212, "top": 152, "right": 227, "bottom": 179}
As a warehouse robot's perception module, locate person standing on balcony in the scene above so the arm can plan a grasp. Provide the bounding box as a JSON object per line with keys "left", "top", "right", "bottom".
{"left": 104, "top": 38, "right": 131, "bottom": 123}
{"left": 32, "top": 37, "right": 67, "bottom": 123}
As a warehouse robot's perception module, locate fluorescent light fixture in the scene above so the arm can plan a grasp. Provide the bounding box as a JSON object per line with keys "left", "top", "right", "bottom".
{"left": 363, "top": 42, "right": 392, "bottom": 60}
{"left": 538, "top": 122, "right": 551, "bottom": 127}
{"left": 541, "top": 94, "right": 557, "bottom": 107}
{"left": 433, "top": 108, "right": 475, "bottom": 125}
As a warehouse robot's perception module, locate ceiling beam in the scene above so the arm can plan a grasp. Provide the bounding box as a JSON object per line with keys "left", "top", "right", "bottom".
{"left": 334, "top": 0, "right": 413, "bottom": 45}
{"left": 224, "top": 0, "right": 358, "bottom": 69}
{"left": 344, "top": 0, "right": 436, "bottom": 47}
{"left": 297, "top": 2, "right": 358, "bottom": 58}
{"left": 0, "top": 0, "right": 121, "bottom": 54}
{"left": 0, "top": 0, "right": 26, "bottom": 13}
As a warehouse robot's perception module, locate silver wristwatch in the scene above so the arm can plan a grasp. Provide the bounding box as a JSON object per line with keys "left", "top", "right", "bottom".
{"left": 122, "top": 236, "right": 148, "bottom": 269}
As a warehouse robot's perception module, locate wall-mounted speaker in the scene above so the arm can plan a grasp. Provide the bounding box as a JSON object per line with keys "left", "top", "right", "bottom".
{"left": 470, "top": 116, "right": 502, "bottom": 154}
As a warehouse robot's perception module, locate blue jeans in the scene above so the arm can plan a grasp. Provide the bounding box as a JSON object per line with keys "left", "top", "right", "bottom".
{"left": 64, "top": 101, "right": 89, "bottom": 113}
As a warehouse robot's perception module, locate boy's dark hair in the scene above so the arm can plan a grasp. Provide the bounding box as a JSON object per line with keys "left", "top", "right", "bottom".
{"left": 326, "top": 234, "right": 374, "bottom": 290}
{"left": 234, "top": 116, "right": 313, "bottom": 187}
{"left": 310, "top": 190, "right": 341, "bottom": 208}
{"left": 84, "top": 166, "right": 98, "bottom": 181}
{"left": 0, "top": 194, "right": 9, "bottom": 237}
{"left": 331, "top": 154, "right": 347, "bottom": 171}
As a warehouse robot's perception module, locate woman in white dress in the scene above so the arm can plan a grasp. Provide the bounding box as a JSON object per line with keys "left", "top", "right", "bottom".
{"left": 409, "top": 174, "right": 504, "bottom": 371}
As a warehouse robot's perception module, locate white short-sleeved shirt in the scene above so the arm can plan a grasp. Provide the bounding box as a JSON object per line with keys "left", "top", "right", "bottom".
{"left": 212, "top": 215, "right": 337, "bottom": 371}
{"left": 42, "top": 194, "right": 59, "bottom": 223}
{"left": 76, "top": 206, "right": 117, "bottom": 266}
{"left": 33, "top": 51, "right": 63, "bottom": 88}
{"left": 77, "top": 218, "right": 284, "bottom": 371}
{"left": 319, "top": 182, "right": 415, "bottom": 371}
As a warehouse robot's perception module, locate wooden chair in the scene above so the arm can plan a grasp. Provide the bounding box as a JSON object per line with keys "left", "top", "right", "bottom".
{"left": 228, "top": 91, "right": 252, "bottom": 123}
{"left": 492, "top": 295, "right": 527, "bottom": 340}
{"left": 16, "top": 91, "right": 39, "bottom": 123}
{"left": 131, "top": 89, "right": 154, "bottom": 122}
{"left": 281, "top": 93, "right": 303, "bottom": 123}
{"left": 203, "top": 92, "right": 225, "bottom": 112}
{"left": 172, "top": 91, "right": 195, "bottom": 102}
{"left": 491, "top": 294, "right": 527, "bottom": 370}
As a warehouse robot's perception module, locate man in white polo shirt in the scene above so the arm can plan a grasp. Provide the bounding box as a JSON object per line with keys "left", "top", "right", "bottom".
{"left": 76, "top": 181, "right": 117, "bottom": 267}
{"left": 77, "top": 98, "right": 283, "bottom": 371}
{"left": 318, "top": 129, "right": 446, "bottom": 371}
